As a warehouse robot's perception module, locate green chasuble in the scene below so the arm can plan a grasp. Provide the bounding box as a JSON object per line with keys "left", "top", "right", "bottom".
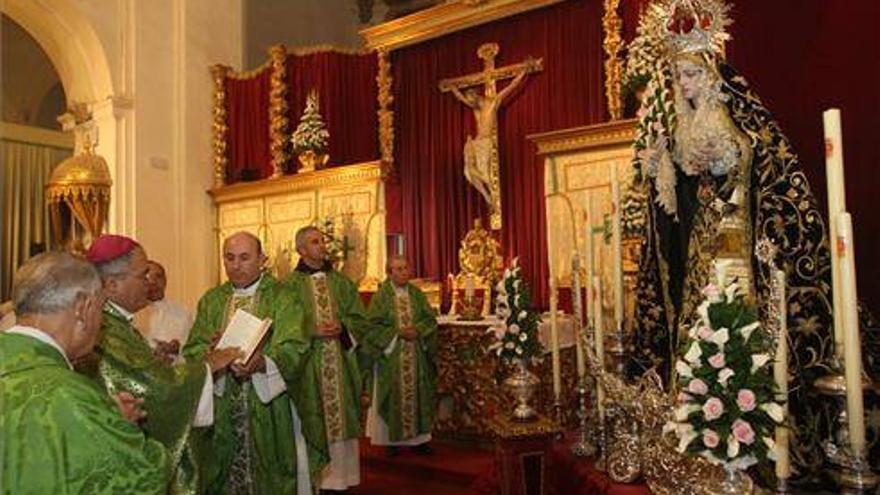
{"left": 366, "top": 281, "right": 438, "bottom": 442}
{"left": 284, "top": 268, "right": 372, "bottom": 480}
{"left": 79, "top": 304, "right": 208, "bottom": 494}
{"left": 182, "top": 274, "right": 303, "bottom": 494}
{"left": 1, "top": 331, "right": 169, "bottom": 494}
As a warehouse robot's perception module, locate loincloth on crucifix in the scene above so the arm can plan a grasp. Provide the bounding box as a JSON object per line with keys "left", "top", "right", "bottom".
{"left": 439, "top": 43, "right": 542, "bottom": 230}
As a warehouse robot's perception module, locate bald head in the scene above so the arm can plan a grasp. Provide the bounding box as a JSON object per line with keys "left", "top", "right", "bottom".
{"left": 222, "top": 231, "right": 266, "bottom": 288}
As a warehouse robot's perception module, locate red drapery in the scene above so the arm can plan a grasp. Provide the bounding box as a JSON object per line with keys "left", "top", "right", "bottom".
{"left": 286, "top": 51, "right": 379, "bottom": 172}
{"left": 727, "top": 0, "right": 880, "bottom": 310}
{"left": 389, "top": 0, "right": 606, "bottom": 306}
{"left": 225, "top": 70, "right": 271, "bottom": 181}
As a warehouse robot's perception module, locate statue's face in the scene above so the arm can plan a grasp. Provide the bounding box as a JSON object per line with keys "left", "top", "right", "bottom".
{"left": 675, "top": 59, "right": 706, "bottom": 101}
{"left": 465, "top": 89, "right": 480, "bottom": 105}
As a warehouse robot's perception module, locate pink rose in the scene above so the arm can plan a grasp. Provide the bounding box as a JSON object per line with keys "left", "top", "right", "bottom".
{"left": 708, "top": 352, "right": 726, "bottom": 369}
{"left": 702, "top": 397, "right": 724, "bottom": 421}
{"left": 732, "top": 419, "right": 756, "bottom": 445}
{"left": 677, "top": 391, "right": 693, "bottom": 403}
{"left": 688, "top": 378, "right": 708, "bottom": 395}
{"left": 736, "top": 389, "right": 757, "bottom": 412}
{"left": 701, "top": 283, "right": 721, "bottom": 301}
{"left": 697, "top": 326, "right": 714, "bottom": 341}
{"left": 702, "top": 429, "right": 720, "bottom": 449}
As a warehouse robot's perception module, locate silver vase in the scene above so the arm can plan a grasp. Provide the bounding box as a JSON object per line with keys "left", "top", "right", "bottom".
{"left": 718, "top": 465, "right": 753, "bottom": 494}
{"left": 504, "top": 358, "right": 540, "bottom": 422}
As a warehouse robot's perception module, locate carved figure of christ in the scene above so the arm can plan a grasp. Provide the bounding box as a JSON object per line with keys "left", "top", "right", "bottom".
{"left": 439, "top": 43, "right": 542, "bottom": 230}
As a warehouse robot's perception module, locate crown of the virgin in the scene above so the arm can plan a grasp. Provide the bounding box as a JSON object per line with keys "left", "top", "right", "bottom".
{"left": 655, "top": 0, "right": 732, "bottom": 57}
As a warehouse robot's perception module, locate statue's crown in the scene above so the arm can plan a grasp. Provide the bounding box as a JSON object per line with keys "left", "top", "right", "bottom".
{"left": 656, "top": 0, "right": 731, "bottom": 57}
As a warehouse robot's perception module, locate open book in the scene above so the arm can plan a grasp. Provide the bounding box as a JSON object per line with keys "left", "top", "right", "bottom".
{"left": 216, "top": 309, "right": 272, "bottom": 364}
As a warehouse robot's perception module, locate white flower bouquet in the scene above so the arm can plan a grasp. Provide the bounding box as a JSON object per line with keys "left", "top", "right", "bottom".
{"left": 665, "top": 270, "right": 785, "bottom": 471}
{"left": 488, "top": 258, "right": 543, "bottom": 365}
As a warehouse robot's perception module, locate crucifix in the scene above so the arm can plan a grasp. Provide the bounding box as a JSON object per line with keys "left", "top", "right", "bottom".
{"left": 439, "top": 43, "right": 543, "bottom": 230}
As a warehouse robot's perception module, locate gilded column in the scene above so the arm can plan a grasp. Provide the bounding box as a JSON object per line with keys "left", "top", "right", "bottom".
{"left": 376, "top": 49, "right": 395, "bottom": 177}
{"left": 603, "top": 0, "right": 624, "bottom": 121}
{"left": 210, "top": 64, "right": 230, "bottom": 187}
{"left": 268, "top": 44, "right": 289, "bottom": 178}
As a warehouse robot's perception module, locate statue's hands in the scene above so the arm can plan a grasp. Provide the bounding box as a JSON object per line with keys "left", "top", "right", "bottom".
{"left": 114, "top": 391, "right": 146, "bottom": 424}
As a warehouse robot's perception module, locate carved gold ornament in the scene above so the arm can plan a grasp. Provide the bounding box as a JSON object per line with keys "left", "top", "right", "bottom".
{"left": 268, "top": 44, "right": 289, "bottom": 178}
{"left": 603, "top": 0, "right": 624, "bottom": 120}
{"left": 210, "top": 64, "right": 230, "bottom": 187}
{"left": 376, "top": 49, "right": 395, "bottom": 177}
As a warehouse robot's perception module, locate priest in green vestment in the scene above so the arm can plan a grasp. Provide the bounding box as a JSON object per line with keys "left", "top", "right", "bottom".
{"left": 81, "top": 234, "right": 241, "bottom": 493}
{"left": 284, "top": 225, "right": 373, "bottom": 492}
{"left": 182, "top": 231, "right": 306, "bottom": 495}
{"left": 366, "top": 255, "right": 438, "bottom": 455}
{"left": 2, "top": 251, "right": 169, "bottom": 494}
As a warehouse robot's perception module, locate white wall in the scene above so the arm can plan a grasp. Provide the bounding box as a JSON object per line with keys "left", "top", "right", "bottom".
{"left": 68, "top": 0, "right": 243, "bottom": 307}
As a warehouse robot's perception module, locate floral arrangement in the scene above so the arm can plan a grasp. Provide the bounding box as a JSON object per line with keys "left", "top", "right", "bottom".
{"left": 292, "top": 89, "right": 330, "bottom": 153}
{"left": 488, "top": 258, "right": 544, "bottom": 364}
{"left": 664, "top": 269, "right": 785, "bottom": 471}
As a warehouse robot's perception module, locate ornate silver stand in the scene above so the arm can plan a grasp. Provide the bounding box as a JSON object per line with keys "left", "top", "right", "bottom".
{"left": 815, "top": 366, "right": 879, "bottom": 494}
{"left": 571, "top": 378, "right": 597, "bottom": 457}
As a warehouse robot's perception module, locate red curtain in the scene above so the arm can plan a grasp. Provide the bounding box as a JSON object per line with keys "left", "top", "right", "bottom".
{"left": 389, "top": 0, "right": 606, "bottom": 306}
{"left": 286, "top": 51, "right": 379, "bottom": 171}
{"left": 727, "top": 0, "right": 880, "bottom": 310}
{"left": 225, "top": 70, "right": 272, "bottom": 181}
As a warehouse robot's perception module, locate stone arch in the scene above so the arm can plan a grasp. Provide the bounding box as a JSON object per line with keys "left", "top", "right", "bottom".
{"left": 3, "top": 0, "right": 113, "bottom": 104}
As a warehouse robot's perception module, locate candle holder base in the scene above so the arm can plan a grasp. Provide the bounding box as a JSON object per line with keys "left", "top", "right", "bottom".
{"left": 571, "top": 383, "right": 597, "bottom": 457}
{"left": 773, "top": 476, "right": 791, "bottom": 493}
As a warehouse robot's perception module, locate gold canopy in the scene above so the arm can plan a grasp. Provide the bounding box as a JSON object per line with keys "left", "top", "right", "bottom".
{"left": 46, "top": 143, "right": 112, "bottom": 252}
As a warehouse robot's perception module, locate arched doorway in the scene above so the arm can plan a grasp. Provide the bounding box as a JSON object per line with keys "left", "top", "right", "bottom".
{"left": 2, "top": 0, "right": 131, "bottom": 234}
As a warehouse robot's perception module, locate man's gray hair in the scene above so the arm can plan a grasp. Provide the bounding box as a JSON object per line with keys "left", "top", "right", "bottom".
{"left": 295, "top": 225, "right": 322, "bottom": 251}
{"left": 386, "top": 254, "right": 409, "bottom": 272}
{"left": 13, "top": 251, "right": 101, "bottom": 316}
{"left": 93, "top": 247, "right": 141, "bottom": 281}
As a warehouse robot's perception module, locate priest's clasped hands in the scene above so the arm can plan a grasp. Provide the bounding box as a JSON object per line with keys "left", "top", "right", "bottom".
{"left": 398, "top": 325, "right": 418, "bottom": 341}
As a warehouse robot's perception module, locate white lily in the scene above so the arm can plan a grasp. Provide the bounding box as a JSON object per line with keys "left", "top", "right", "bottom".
{"left": 751, "top": 353, "right": 771, "bottom": 373}
{"left": 762, "top": 436, "right": 778, "bottom": 461}
{"left": 697, "top": 300, "right": 711, "bottom": 325}
{"left": 761, "top": 402, "right": 785, "bottom": 423}
{"left": 724, "top": 282, "right": 742, "bottom": 302}
{"left": 685, "top": 341, "right": 703, "bottom": 364}
{"left": 676, "top": 360, "right": 693, "bottom": 378}
{"left": 677, "top": 429, "right": 698, "bottom": 453}
{"left": 727, "top": 437, "right": 740, "bottom": 458}
{"left": 674, "top": 404, "right": 699, "bottom": 422}
{"left": 718, "top": 368, "right": 735, "bottom": 387}
{"left": 708, "top": 327, "right": 730, "bottom": 349}
{"left": 740, "top": 321, "right": 760, "bottom": 342}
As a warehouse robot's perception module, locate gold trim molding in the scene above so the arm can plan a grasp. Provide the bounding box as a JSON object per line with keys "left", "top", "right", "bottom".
{"left": 287, "top": 44, "right": 371, "bottom": 56}
{"left": 360, "top": 0, "right": 567, "bottom": 51}
{"left": 0, "top": 121, "right": 74, "bottom": 149}
{"left": 208, "top": 161, "right": 382, "bottom": 204}
{"left": 528, "top": 118, "right": 637, "bottom": 156}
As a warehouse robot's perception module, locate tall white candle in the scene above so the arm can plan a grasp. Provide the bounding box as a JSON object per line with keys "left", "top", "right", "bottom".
{"left": 610, "top": 165, "right": 624, "bottom": 331}
{"left": 823, "top": 108, "right": 846, "bottom": 361}
{"left": 772, "top": 268, "right": 791, "bottom": 480}
{"left": 572, "top": 253, "right": 585, "bottom": 377}
{"left": 549, "top": 277, "right": 562, "bottom": 401}
{"left": 585, "top": 192, "right": 595, "bottom": 326}
{"left": 838, "top": 212, "right": 866, "bottom": 456}
{"left": 593, "top": 274, "right": 605, "bottom": 420}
